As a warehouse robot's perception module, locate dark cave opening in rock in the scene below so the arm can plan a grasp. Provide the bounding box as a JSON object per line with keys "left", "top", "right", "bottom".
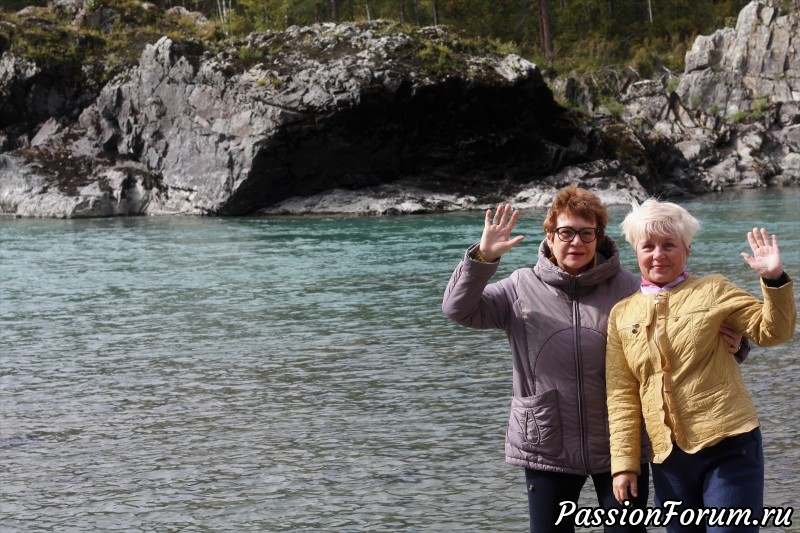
{"left": 219, "top": 77, "right": 593, "bottom": 215}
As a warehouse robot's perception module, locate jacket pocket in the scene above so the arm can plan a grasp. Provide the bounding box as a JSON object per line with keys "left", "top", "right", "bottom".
{"left": 682, "top": 380, "right": 748, "bottom": 439}
{"left": 616, "top": 322, "right": 642, "bottom": 349}
{"left": 507, "top": 388, "right": 562, "bottom": 457}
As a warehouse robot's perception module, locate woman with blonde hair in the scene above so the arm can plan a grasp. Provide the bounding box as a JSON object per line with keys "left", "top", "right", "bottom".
{"left": 606, "top": 198, "right": 796, "bottom": 532}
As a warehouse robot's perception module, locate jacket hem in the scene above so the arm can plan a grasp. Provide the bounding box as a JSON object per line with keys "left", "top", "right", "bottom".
{"left": 506, "top": 457, "right": 611, "bottom": 476}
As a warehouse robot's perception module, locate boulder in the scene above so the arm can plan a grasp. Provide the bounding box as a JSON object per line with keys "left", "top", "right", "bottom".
{"left": 1, "top": 1, "right": 798, "bottom": 218}
{"left": 678, "top": 2, "right": 800, "bottom": 117}
{"left": 2, "top": 19, "right": 658, "bottom": 217}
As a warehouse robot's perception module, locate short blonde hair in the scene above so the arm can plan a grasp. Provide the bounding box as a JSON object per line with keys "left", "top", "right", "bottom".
{"left": 620, "top": 198, "right": 701, "bottom": 249}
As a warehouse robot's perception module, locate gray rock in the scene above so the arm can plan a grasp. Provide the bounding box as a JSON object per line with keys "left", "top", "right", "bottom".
{"left": 678, "top": 2, "right": 800, "bottom": 117}
{"left": 261, "top": 159, "right": 648, "bottom": 216}
{"left": 605, "top": 0, "right": 800, "bottom": 198}
{"left": 7, "top": 20, "right": 637, "bottom": 217}
{"left": 2, "top": 1, "right": 798, "bottom": 218}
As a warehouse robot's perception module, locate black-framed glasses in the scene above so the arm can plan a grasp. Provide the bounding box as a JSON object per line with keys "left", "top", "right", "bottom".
{"left": 552, "top": 226, "right": 599, "bottom": 243}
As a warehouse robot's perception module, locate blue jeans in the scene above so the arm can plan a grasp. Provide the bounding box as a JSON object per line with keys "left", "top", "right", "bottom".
{"left": 525, "top": 465, "right": 650, "bottom": 533}
{"left": 651, "top": 428, "right": 764, "bottom": 533}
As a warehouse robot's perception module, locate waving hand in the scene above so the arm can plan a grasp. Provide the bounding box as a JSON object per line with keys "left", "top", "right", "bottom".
{"left": 477, "top": 204, "right": 525, "bottom": 262}
{"left": 741, "top": 228, "right": 783, "bottom": 281}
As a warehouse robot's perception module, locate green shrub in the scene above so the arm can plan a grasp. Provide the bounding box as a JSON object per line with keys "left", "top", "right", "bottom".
{"left": 665, "top": 77, "right": 679, "bottom": 93}
{"left": 238, "top": 45, "right": 263, "bottom": 64}
{"left": 730, "top": 110, "right": 747, "bottom": 123}
{"left": 600, "top": 95, "right": 624, "bottom": 119}
{"left": 752, "top": 95, "right": 769, "bottom": 113}
{"left": 416, "top": 42, "right": 457, "bottom": 75}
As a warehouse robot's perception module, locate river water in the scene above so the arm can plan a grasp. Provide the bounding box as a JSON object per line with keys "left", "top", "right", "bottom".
{"left": 1, "top": 188, "right": 798, "bottom": 532}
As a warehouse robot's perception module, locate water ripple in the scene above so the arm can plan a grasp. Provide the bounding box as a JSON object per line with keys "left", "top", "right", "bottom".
{"left": 1, "top": 189, "right": 798, "bottom": 532}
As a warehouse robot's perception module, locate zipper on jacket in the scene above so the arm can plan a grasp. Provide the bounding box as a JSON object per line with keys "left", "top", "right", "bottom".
{"left": 654, "top": 292, "right": 684, "bottom": 442}
{"left": 654, "top": 294, "right": 662, "bottom": 354}
{"left": 572, "top": 292, "right": 591, "bottom": 475}
{"left": 654, "top": 293, "right": 671, "bottom": 371}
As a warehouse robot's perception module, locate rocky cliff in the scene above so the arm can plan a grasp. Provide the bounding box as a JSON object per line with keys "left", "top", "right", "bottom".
{"left": 0, "top": 1, "right": 797, "bottom": 217}
{"left": 555, "top": 0, "right": 800, "bottom": 196}
{"left": 1, "top": 15, "right": 640, "bottom": 217}
{"left": 673, "top": 1, "right": 800, "bottom": 190}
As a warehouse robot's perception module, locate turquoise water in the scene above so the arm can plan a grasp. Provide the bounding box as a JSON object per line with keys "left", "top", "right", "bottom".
{"left": 1, "top": 188, "right": 798, "bottom": 532}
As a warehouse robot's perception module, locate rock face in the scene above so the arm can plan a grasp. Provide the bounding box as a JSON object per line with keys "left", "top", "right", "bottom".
{"left": 0, "top": 1, "right": 798, "bottom": 217}
{"left": 679, "top": 1, "right": 800, "bottom": 116}
{"left": 557, "top": 0, "right": 800, "bottom": 197}
{"left": 671, "top": 1, "right": 800, "bottom": 190}
{"left": 2, "top": 19, "right": 643, "bottom": 217}
{"left": 77, "top": 27, "right": 569, "bottom": 216}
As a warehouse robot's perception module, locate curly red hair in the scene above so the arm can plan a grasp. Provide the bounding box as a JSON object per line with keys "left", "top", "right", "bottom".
{"left": 543, "top": 185, "right": 608, "bottom": 241}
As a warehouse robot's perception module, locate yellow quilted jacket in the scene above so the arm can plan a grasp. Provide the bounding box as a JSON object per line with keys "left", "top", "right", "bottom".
{"left": 605, "top": 274, "right": 796, "bottom": 475}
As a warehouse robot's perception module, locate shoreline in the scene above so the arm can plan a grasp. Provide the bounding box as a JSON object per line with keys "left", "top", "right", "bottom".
{"left": 1, "top": 182, "right": 795, "bottom": 220}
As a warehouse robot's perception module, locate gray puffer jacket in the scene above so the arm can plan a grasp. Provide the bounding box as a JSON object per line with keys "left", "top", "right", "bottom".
{"left": 442, "top": 236, "right": 646, "bottom": 475}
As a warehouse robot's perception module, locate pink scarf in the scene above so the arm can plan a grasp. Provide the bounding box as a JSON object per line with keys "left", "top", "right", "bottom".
{"left": 640, "top": 270, "right": 689, "bottom": 294}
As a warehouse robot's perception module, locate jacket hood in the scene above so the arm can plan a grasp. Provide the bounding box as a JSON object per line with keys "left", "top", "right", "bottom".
{"left": 535, "top": 235, "right": 624, "bottom": 291}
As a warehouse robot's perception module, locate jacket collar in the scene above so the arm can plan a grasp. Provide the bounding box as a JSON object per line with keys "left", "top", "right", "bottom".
{"left": 534, "top": 236, "right": 623, "bottom": 290}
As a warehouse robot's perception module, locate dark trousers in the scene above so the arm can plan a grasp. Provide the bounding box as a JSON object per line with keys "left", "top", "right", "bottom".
{"left": 525, "top": 465, "right": 650, "bottom": 533}
{"left": 651, "top": 428, "right": 764, "bottom": 533}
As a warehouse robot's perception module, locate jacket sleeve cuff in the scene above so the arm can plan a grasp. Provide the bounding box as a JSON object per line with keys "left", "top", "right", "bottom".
{"left": 762, "top": 272, "right": 791, "bottom": 288}
{"left": 465, "top": 244, "right": 500, "bottom": 269}
{"left": 611, "top": 457, "right": 642, "bottom": 476}
{"left": 734, "top": 337, "right": 751, "bottom": 363}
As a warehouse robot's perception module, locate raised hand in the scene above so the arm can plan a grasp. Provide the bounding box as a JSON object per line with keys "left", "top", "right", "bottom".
{"left": 478, "top": 204, "right": 525, "bottom": 262}
{"left": 741, "top": 228, "right": 783, "bottom": 280}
